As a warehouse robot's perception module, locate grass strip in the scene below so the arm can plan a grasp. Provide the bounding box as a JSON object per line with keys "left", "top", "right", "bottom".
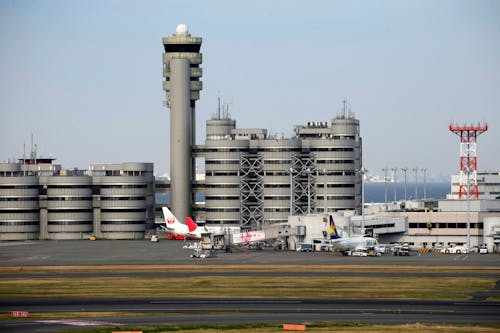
{"left": 0, "top": 276, "right": 494, "bottom": 300}
{"left": 1, "top": 264, "right": 499, "bottom": 275}
{"left": 22, "top": 322, "right": 500, "bottom": 333}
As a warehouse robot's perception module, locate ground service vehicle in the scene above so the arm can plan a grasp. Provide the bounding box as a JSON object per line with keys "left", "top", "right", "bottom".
{"left": 442, "top": 244, "right": 468, "bottom": 254}
{"left": 349, "top": 246, "right": 381, "bottom": 257}
{"left": 297, "top": 243, "right": 313, "bottom": 252}
{"left": 394, "top": 245, "right": 410, "bottom": 256}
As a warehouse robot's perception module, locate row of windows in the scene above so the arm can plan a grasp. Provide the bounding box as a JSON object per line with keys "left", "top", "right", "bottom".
{"left": 264, "top": 184, "right": 290, "bottom": 188}
{"left": 205, "top": 171, "right": 358, "bottom": 177}
{"left": 0, "top": 221, "right": 39, "bottom": 226}
{"left": 45, "top": 185, "right": 91, "bottom": 189}
{"left": 47, "top": 197, "right": 92, "bottom": 201}
{"left": 317, "top": 184, "right": 355, "bottom": 188}
{"left": 320, "top": 171, "right": 356, "bottom": 176}
{"left": 0, "top": 197, "right": 38, "bottom": 201}
{"left": 206, "top": 160, "right": 240, "bottom": 164}
{"left": 203, "top": 148, "right": 245, "bottom": 152}
{"left": 206, "top": 184, "right": 240, "bottom": 188}
{"left": 0, "top": 209, "right": 39, "bottom": 213}
{"left": 101, "top": 208, "right": 146, "bottom": 213}
{"left": 207, "top": 172, "right": 239, "bottom": 176}
{"left": 48, "top": 209, "right": 92, "bottom": 213}
{"left": 316, "top": 196, "right": 355, "bottom": 200}
{"left": 0, "top": 185, "right": 39, "bottom": 189}
{"left": 310, "top": 147, "right": 354, "bottom": 152}
{"left": 100, "top": 196, "right": 146, "bottom": 201}
{"left": 101, "top": 221, "right": 145, "bottom": 225}
{"left": 0, "top": 184, "right": 148, "bottom": 189}
{"left": 206, "top": 208, "right": 240, "bottom": 212}
{"left": 256, "top": 148, "right": 302, "bottom": 152}
{"left": 298, "top": 135, "right": 356, "bottom": 140}
{"left": 0, "top": 196, "right": 149, "bottom": 201}
{"left": 264, "top": 160, "right": 291, "bottom": 164}
{"left": 100, "top": 184, "right": 147, "bottom": 189}
{"left": 47, "top": 221, "right": 92, "bottom": 225}
{"left": 369, "top": 223, "right": 396, "bottom": 229}
{"left": 204, "top": 220, "right": 240, "bottom": 225}
{"left": 204, "top": 147, "right": 356, "bottom": 153}
{"left": 206, "top": 159, "right": 357, "bottom": 165}
{"left": 409, "top": 223, "right": 484, "bottom": 229}
{"left": 316, "top": 160, "right": 354, "bottom": 164}
{"left": 205, "top": 196, "right": 240, "bottom": 200}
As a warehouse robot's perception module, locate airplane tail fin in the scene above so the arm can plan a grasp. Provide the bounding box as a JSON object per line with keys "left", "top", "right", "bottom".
{"left": 162, "top": 206, "right": 181, "bottom": 228}
{"left": 329, "top": 215, "right": 341, "bottom": 239}
{"left": 185, "top": 216, "right": 198, "bottom": 233}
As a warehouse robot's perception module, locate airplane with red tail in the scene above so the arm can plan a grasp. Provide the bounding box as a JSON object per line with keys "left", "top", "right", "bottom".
{"left": 162, "top": 207, "right": 208, "bottom": 239}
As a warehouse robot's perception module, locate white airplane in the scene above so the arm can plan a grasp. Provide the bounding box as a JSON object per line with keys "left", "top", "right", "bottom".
{"left": 328, "top": 215, "right": 379, "bottom": 255}
{"left": 162, "top": 207, "right": 208, "bottom": 239}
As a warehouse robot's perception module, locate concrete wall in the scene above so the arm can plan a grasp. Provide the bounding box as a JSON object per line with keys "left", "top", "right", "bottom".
{"left": 0, "top": 173, "right": 39, "bottom": 240}
{"left": 0, "top": 162, "right": 154, "bottom": 240}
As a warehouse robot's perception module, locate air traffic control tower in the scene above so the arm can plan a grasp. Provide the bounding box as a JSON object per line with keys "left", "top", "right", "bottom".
{"left": 162, "top": 24, "right": 203, "bottom": 221}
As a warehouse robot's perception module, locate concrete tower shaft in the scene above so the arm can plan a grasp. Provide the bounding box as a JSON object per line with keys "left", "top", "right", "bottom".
{"left": 163, "top": 24, "right": 203, "bottom": 220}
{"left": 169, "top": 58, "right": 192, "bottom": 221}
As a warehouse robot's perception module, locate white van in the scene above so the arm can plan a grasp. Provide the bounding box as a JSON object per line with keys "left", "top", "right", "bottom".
{"left": 442, "top": 244, "right": 468, "bottom": 254}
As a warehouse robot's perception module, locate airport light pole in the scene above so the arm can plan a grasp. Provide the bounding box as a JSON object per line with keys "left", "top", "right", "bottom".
{"left": 289, "top": 168, "right": 293, "bottom": 216}
{"left": 422, "top": 168, "right": 427, "bottom": 200}
{"left": 357, "top": 167, "right": 367, "bottom": 232}
{"left": 412, "top": 167, "right": 419, "bottom": 199}
{"left": 401, "top": 167, "right": 408, "bottom": 201}
{"left": 323, "top": 168, "right": 327, "bottom": 213}
{"left": 382, "top": 167, "right": 389, "bottom": 209}
{"left": 392, "top": 167, "right": 398, "bottom": 202}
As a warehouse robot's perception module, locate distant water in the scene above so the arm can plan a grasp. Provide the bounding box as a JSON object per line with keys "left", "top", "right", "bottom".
{"left": 156, "top": 182, "right": 450, "bottom": 205}
{"left": 364, "top": 182, "right": 450, "bottom": 203}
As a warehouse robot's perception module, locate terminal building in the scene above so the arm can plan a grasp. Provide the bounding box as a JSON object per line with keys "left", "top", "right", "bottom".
{"left": 162, "top": 24, "right": 362, "bottom": 230}
{"left": 345, "top": 199, "right": 500, "bottom": 253}
{"left": 0, "top": 159, "right": 154, "bottom": 240}
{"left": 448, "top": 171, "right": 500, "bottom": 200}
{"left": 199, "top": 111, "right": 362, "bottom": 230}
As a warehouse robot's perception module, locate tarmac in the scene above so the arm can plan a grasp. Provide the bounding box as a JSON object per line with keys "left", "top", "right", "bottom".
{"left": 0, "top": 239, "right": 499, "bottom": 267}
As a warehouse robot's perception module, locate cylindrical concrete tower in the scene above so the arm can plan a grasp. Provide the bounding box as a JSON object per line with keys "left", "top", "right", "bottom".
{"left": 163, "top": 24, "right": 203, "bottom": 221}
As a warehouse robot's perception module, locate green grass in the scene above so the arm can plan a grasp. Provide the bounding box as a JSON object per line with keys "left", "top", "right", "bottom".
{"left": 0, "top": 276, "right": 495, "bottom": 300}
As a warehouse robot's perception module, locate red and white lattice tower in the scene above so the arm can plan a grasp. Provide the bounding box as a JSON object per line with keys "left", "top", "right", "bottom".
{"left": 449, "top": 123, "right": 488, "bottom": 200}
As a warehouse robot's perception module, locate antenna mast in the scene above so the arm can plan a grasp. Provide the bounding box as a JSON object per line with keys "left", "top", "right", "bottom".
{"left": 449, "top": 122, "right": 488, "bottom": 200}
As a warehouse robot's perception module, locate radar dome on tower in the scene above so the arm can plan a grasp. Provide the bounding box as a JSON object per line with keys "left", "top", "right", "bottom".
{"left": 175, "top": 24, "right": 189, "bottom": 35}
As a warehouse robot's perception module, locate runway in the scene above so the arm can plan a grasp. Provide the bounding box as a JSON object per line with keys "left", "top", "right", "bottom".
{"left": 1, "top": 298, "right": 499, "bottom": 333}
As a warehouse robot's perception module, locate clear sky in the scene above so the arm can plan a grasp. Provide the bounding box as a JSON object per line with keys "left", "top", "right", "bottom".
{"left": 1, "top": 0, "right": 499, "bottom": 181}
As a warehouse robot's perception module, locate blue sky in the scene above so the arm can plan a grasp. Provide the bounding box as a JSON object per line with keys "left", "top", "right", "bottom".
{"left": 1, "top": 0, "right": 499, "bottom": 180}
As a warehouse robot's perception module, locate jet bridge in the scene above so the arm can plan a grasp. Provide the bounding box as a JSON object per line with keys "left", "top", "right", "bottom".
{"left": 203, "top": 223, "right": 304, "bottom": 252}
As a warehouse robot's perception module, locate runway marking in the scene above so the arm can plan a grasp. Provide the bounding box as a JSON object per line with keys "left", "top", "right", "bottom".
{"left": 36, "top": 319, "right": 122, "bottom": 327}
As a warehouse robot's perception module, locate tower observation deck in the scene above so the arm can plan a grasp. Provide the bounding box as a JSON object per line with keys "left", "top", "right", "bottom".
{"left": 163, "top": 24, "right": 203, "bottom": 222}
